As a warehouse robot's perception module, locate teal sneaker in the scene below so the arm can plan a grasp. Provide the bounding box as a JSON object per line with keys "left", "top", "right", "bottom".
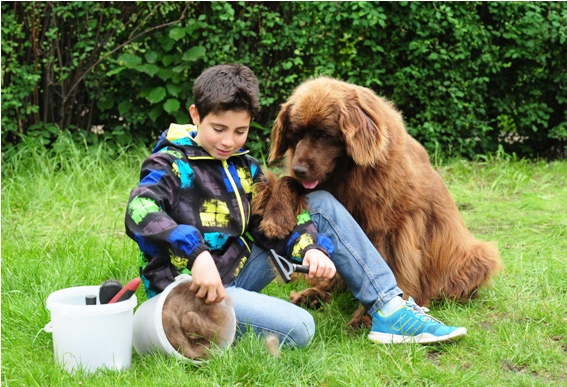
{"left": 368, "top": 297, "right": 467, "bottom": 344}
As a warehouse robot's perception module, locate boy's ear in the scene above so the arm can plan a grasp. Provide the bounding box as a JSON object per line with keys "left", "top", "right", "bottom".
{"left": 189, "top": 105, "right": 200, "bottom": 125}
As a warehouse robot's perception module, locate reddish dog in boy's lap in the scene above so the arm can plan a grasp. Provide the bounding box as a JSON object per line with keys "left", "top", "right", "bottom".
{"left": 259, "top": 76, "right": 502, "bottom": 316}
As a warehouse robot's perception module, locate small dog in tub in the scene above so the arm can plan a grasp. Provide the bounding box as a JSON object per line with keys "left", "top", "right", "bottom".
{"left": 162, "top": 280, "right": 236, "bottom": 360}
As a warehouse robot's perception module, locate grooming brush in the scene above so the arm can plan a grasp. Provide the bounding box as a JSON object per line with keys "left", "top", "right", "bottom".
{"left": 268, "top": 249, "right": 309, "bottom": 283}
{"left": 99, "top": 279, "right": 123, "bottom": 304}
{"left": 107, "top": 278, "right": 141, "bottom": 304}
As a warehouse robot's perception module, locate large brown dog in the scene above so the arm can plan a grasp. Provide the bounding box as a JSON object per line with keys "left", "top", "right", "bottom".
{"left": 260, "top": 76, "right": 502, "bottom": 315}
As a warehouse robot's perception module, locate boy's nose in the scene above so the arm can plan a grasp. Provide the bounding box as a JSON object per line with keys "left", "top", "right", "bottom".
{"left": 221, "top": 135, "right": 234, "bottom": 147}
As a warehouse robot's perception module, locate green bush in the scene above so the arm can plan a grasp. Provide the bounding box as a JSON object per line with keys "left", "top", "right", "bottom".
{"left": 2, "top": 1, "right": 566, "bottom": 159}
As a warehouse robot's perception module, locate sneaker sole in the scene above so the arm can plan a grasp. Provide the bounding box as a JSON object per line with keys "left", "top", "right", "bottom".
{"left": 367, "top": 327, "right": 467, "bottom": 344}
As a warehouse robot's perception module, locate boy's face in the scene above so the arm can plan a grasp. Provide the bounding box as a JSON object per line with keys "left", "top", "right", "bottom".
{"left": 190, "top": 105, "right": 251, "bottom": 160}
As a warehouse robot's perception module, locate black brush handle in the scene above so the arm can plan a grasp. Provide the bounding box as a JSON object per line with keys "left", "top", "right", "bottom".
{"left": 99, "top": 279, "right": 122, "bottom": 304}
{"left": 293, "top": 264, "right": 310, "bottom": 274}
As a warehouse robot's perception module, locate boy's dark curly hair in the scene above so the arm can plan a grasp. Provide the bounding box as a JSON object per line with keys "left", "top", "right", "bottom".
{"left": 192, "top": 63, "right": 260, "bottom": 120}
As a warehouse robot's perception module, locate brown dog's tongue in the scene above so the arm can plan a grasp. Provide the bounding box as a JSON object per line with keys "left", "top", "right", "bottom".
{"left": 302, "top": 180, "right": 319, "bottom": 189}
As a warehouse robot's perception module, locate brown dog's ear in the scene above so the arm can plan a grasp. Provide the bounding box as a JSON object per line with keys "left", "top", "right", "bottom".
{"left": 339, "top": 87, "right": 391, "bottom": 167}
{"left": 268, "top": 102, "right": 293, "bottom": 164}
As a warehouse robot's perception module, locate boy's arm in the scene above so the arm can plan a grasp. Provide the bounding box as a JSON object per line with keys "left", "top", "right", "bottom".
{"left": 251, "top": 207, "right": 335, "bottom": 274}
{"left": 125, "top": 153, "right": 209, "bottom": 279}
{"left": 303, "top": 248, "right": 336, "bottom": 280}
{"left": 248, "top": 163, "right": 334, "bottom": 264}
{"left": 190, "top": 251, "right": 226, "bottom": 304}
{"left": 284, "top": 209, "right": 335, "bottom": 263}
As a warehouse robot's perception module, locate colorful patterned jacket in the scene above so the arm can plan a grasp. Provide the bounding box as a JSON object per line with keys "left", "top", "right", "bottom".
{"left": 125, "top": 124, "right": 334, "bottom": 297}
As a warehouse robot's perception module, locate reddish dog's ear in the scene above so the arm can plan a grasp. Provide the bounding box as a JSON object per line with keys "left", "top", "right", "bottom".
{"left": 268, "top": 102, "right": 293, "bottom": 164}
{"left": 339, "top": 87, "right": 392, "bottom": 167}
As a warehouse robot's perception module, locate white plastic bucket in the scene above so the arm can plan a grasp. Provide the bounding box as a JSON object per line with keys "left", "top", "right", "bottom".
{"left": 132, "top": 274, "right": 236, "bottom": 363}
{"left": 45, "top": 285, "right": 137, "bottom": 373}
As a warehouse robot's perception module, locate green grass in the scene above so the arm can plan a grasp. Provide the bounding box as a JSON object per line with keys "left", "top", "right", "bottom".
{"left": 2, "top": 137, "right": 566, "bottom": 386}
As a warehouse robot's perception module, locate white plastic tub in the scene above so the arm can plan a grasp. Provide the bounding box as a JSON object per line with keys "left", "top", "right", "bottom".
{"left": 132, "top": 274, "right": 236, "bottom": 363}
{"left": 45, "top": 285, "right": 137, "bottom": 373}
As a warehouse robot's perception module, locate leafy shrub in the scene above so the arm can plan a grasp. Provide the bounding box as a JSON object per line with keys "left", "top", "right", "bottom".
{"left": 2, "top": 1, "right": 566, "bottom": 159}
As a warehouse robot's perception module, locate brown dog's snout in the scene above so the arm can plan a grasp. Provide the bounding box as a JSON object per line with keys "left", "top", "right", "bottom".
{"left": 293, "top": 165, "right": 309, "bottom": 178}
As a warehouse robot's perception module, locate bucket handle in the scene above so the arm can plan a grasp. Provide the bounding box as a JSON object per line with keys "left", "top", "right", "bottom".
{"left": 33, "top": 314, "right": 67, "bottom": 344}
{"left": 43, "top": 320, "right": 55, "bottom": 333}
{"left": 43, "top": 313, "right": 68, "bottom": 333}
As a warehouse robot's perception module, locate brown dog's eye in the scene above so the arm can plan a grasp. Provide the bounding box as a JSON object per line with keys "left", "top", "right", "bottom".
{"left": 317, "top": 130, "right": 338, "bottom": 141}
{"left": 288, "top": 131, "right": 301, "bottom": 143}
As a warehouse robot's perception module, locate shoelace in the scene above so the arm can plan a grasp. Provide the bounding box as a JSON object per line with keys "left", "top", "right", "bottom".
{"left": 404, "top": 299, "right": 444, "bottom": 324}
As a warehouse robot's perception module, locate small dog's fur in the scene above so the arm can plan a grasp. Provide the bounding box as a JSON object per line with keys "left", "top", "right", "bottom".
{"left": 162, "top": 281, "right": 235, "bottom": 360}
{"left": 257, "top": 76, "right": 502, "bottom": 323}
{"left": 264, "top": 334, "right": 281, "bottom": 358}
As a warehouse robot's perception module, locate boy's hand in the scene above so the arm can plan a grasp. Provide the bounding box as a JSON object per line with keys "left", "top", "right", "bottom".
{"left": 189, "top": 251, "right": 226, "bottom": 304}
{"left": 302, "top": 249, "right": 336, "bottom": 280}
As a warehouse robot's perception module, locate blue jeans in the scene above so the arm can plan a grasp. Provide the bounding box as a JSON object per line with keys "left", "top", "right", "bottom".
{"left": 227, "top": 190, "right": 403, "bottom": 347}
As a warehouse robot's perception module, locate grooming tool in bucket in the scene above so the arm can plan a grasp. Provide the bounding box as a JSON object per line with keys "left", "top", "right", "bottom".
{"left": 98, "top": 279, "right": 123, "bottom": 304}
{"left": 132, "top": 274, "right": 236, "bottom": 363}
{"left": 44, "top": 285, "right": 137, "bottom": 374}
{"left": 107, "top": 278, "right": 141, "bottom": 304}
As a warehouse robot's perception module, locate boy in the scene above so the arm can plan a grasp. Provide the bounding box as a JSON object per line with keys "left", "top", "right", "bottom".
{"left": 125, "top": 63, "right": 466, "bottom": 347}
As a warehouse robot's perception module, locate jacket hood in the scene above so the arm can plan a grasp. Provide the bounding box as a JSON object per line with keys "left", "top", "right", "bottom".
{"left": 152, "top": 123, "right": 249, "bottom": 158}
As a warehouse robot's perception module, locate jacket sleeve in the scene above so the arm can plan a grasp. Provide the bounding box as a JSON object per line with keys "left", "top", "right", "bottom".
{"left": 247, "top": 162, "right": 334, "bottom": 263}
{"left": 125, "top": 152, "right": 209, "bottom": 271}
{"left": 284, "top": 209, "right": 334, "bottom": 263}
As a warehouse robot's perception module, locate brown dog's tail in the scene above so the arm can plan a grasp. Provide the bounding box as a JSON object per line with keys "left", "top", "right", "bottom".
{"left": 425, "top": 219, "right": 503, "bottom": 304}
{"left": 444, "top": 239, "right": 502, "bottom": 301}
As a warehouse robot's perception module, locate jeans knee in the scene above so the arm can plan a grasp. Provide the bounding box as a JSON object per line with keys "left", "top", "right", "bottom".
{"left": 307, "top": 189, "right": 334, "bottom": 203}
{"left": 306, "top": 190, "right": 340, "bottom": 211}
{"left": 236, "top": 311, "right": 315, "bottom": 349}
{"left": 307, "top": 190, "right": 351, "bottom": 222}
{"left": 283, "top": 310, "right": 315, "bottom": 348}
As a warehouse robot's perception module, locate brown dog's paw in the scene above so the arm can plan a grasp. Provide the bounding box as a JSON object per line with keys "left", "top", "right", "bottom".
{"left": 347, "top": 304, "right": 371, "bottom": 330}
{"left": 256, "top": 175, "right": 308, "bottom": 239}
{"left": 259, "top": 218, "right": 294, "bottom": 240}
{"left": 290, "top": 288, "right": 331, "bottom": 309}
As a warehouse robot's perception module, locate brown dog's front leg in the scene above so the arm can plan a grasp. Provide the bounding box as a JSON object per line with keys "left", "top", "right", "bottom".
{"left": 254, "top": 175, "right": 307, "bottom": 239}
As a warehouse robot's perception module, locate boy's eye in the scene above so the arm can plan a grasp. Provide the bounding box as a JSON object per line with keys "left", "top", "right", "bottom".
{"left": 213, "top": 127, "right": 224, "bottom": 132}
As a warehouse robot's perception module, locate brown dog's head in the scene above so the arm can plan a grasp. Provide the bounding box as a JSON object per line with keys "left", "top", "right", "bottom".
{"left": 268, "top": 77, "right": 403, "bottom": 189}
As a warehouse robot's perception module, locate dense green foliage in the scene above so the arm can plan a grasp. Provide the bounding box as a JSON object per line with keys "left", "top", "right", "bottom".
{"left": 2, "top": 1, "right": 566, "bottom": 159}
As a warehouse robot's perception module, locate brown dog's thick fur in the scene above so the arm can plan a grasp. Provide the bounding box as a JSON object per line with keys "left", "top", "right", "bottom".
{"left": 251, "top": 170, "right": 308, "bottom": 238}
{"left": 262, "top": 76, "right": 502, "bottom": 314}
{"left": 162, "top": 281, "right": 235, "bottom": 360}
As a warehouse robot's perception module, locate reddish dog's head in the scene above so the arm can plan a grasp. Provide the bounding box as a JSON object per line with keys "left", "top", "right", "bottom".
{"left": 268, "top": 77, "right": 404, "bottom": 189}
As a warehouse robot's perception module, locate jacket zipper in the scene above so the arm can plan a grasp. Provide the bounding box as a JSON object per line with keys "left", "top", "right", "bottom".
{"left": 187, "top": 153, "right": 251, "bottom": 252}
{"left": 222, "top": 160, "right": 246, "bottom": 237}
